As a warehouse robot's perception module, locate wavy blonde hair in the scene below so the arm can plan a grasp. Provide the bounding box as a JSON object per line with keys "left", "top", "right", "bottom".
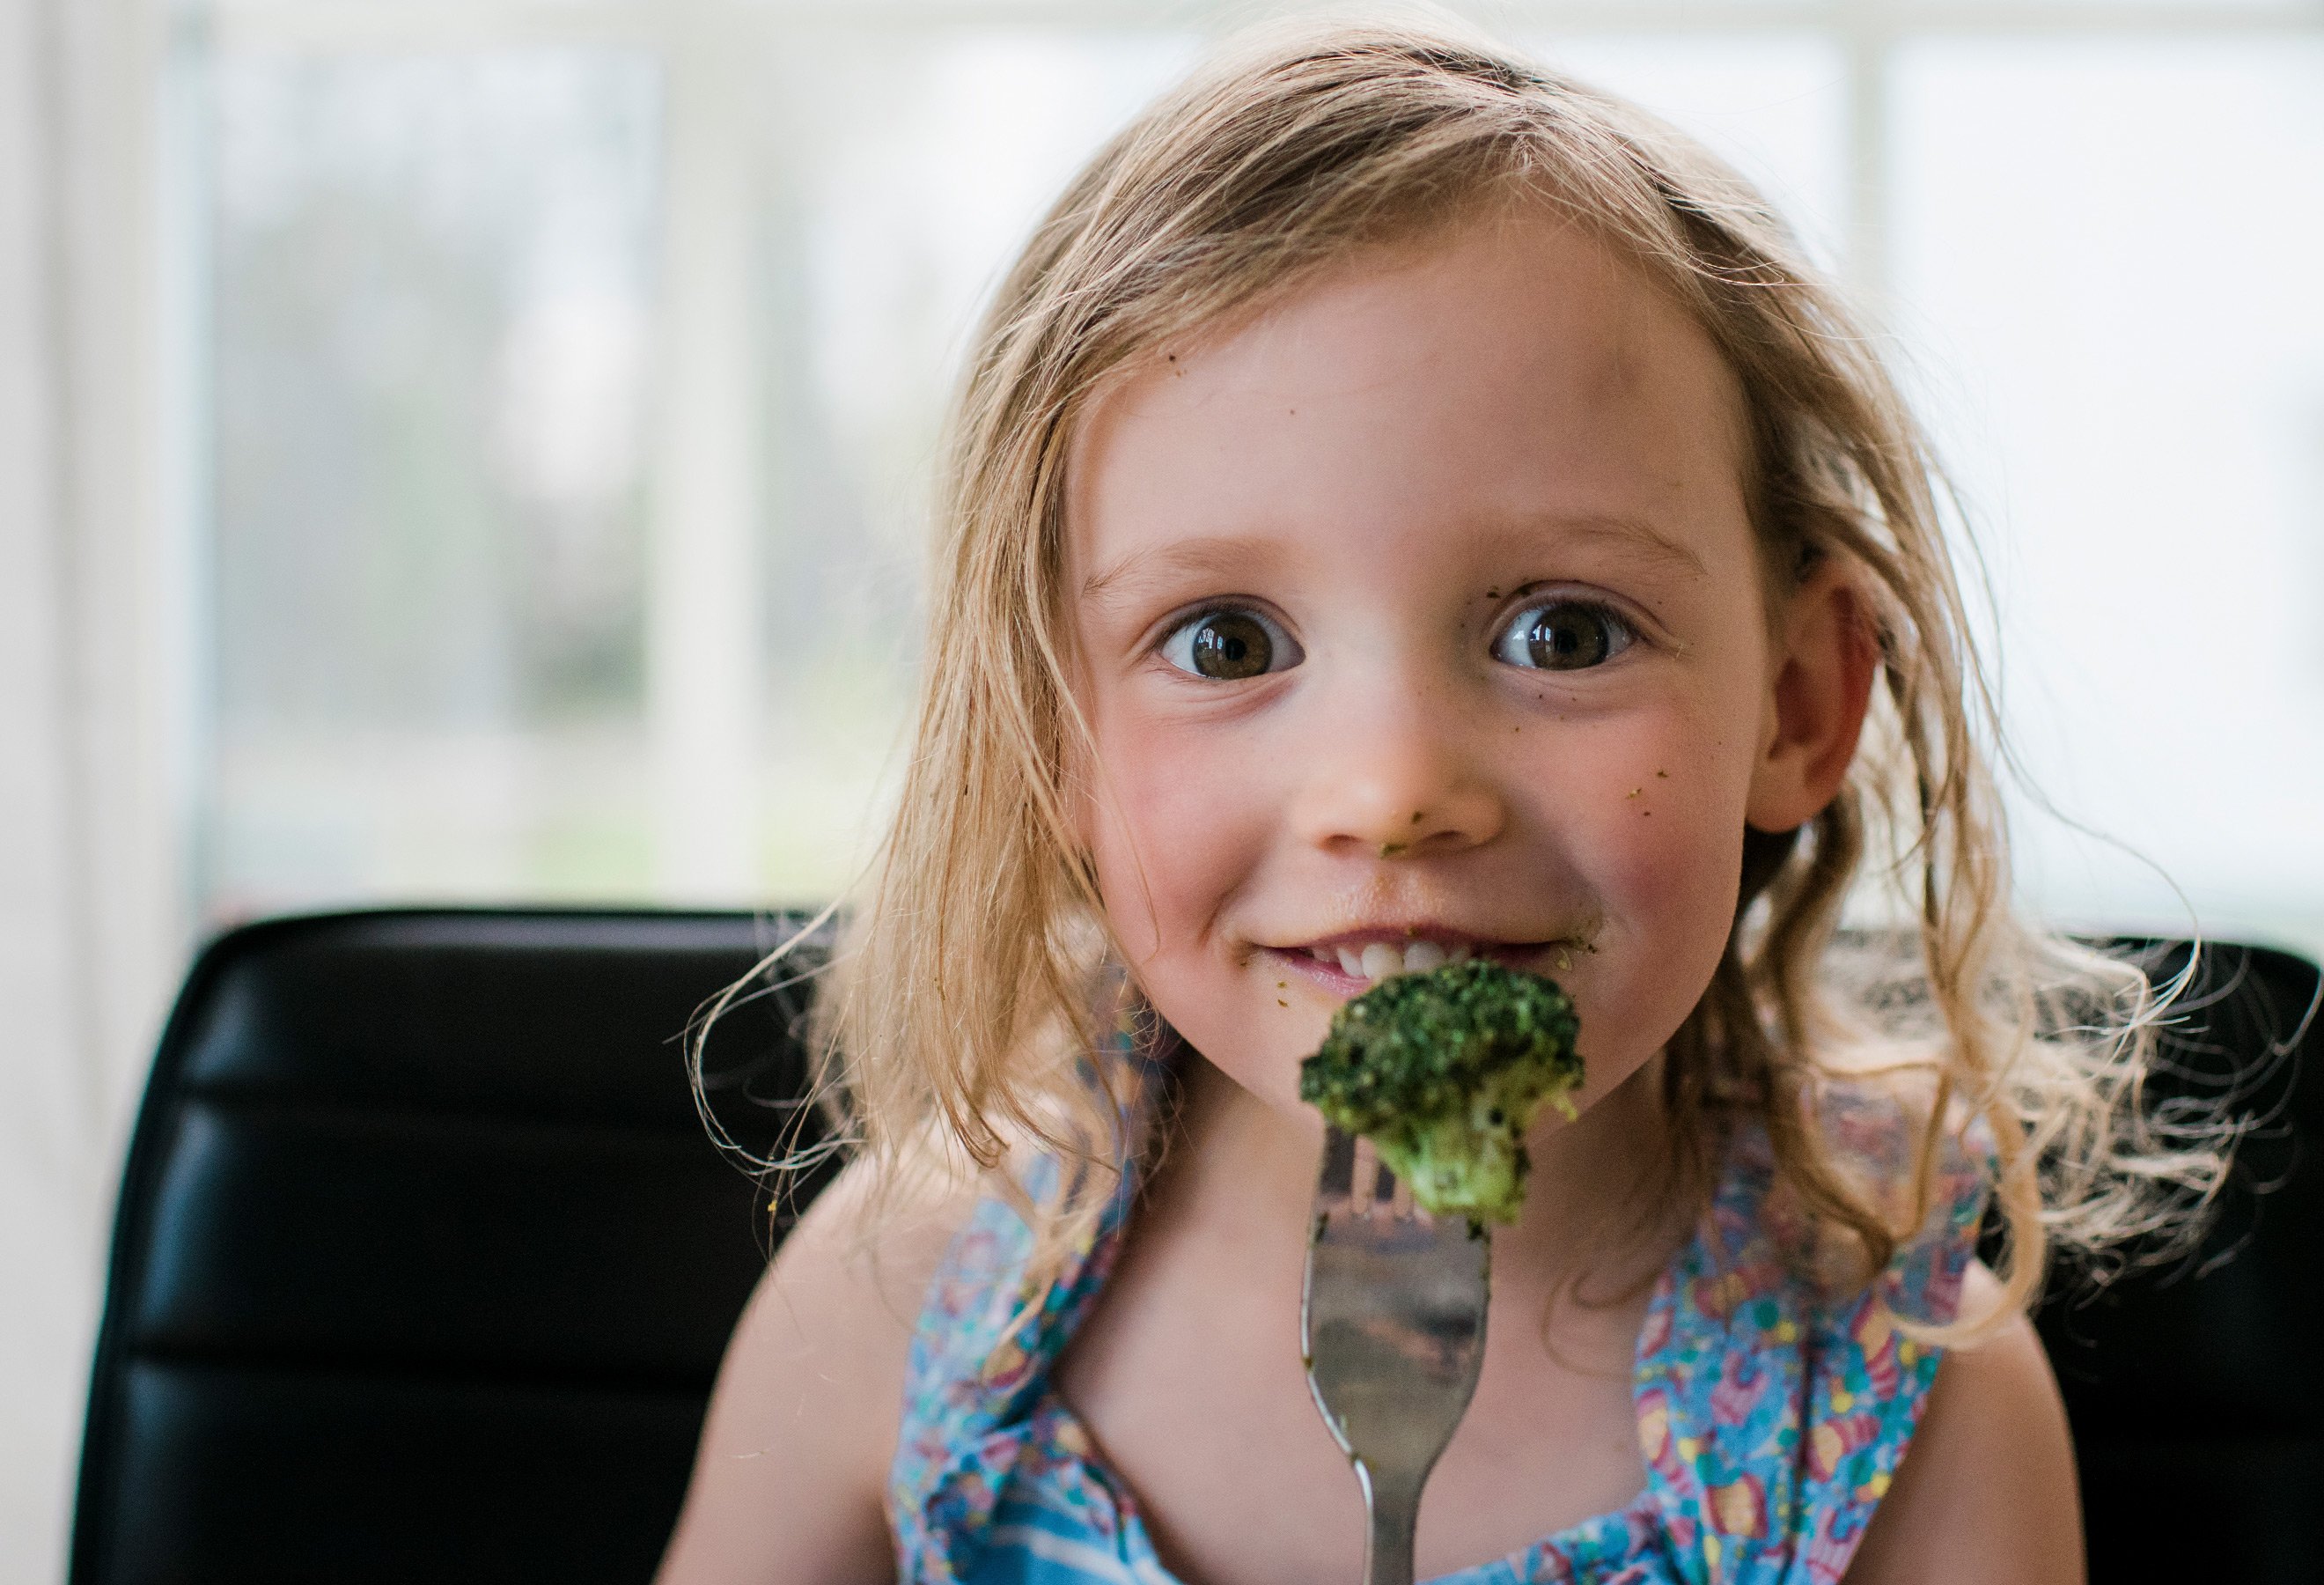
{"left": 780, "top": 18, "right": 2225, "bottom": 1322}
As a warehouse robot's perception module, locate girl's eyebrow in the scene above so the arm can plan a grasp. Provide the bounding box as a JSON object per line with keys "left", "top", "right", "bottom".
{"left": 1540, "top": 514, "right": 1710, "bottom": 583}
{"left": 1079, "top": 534, "right": 1280, "bottom": 610}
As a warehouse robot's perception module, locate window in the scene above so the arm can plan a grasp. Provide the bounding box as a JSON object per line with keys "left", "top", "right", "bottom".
{"left": 180, "top": 0, "right": 2324, "bottom": 950}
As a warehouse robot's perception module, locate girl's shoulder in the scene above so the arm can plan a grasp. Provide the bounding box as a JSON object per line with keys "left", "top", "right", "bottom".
{"left": 655, "top": 1155, "right": 987, "bottom": 1585}
{"left": 748, "top": 1152, "right": 997, "bottom": 1456}
{"left": 1842, "top": 1262, "right": 2083, "bottom": 1584}
{"left": 1616, "top": 1086, "right": 1998, "bottom": 1584}
{"left": 762, "top": 1151, "right": 994, "bottom": 1388}
{"left": 1770, "top": 1085, "right": 2082, "bottom": 1581}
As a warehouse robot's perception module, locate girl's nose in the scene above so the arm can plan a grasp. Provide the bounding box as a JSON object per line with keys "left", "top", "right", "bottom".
{"left": 1287, "top": 687, "right": 1507, "bottom": 860}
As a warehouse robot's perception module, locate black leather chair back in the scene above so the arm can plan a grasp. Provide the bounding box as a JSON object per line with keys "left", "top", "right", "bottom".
{"left": 71, "top": 909, "right": 830, "bottom": 1585}
{"left": 73, "top": 916, "right": 2322, "bottom": 1581}
{"left": 2035, "top": 940, "right": 2323, "bottom": 1583}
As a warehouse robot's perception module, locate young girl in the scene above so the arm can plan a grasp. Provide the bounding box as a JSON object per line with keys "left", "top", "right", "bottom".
{"left": 658, "top": 22, "right": 2217, "bottom": 1585}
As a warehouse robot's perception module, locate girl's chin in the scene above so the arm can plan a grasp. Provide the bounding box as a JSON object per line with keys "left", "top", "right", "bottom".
{"left": 1180, "top": 1037, "right": 1321, "bottom": 1128}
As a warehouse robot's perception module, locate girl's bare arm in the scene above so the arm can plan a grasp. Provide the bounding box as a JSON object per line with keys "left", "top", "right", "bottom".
{"left": 1845, "top": 1264, "right": 2085, "bottom": 1585}
{"left": 654, "top": 1162, "right": 966, "bottom": 1585}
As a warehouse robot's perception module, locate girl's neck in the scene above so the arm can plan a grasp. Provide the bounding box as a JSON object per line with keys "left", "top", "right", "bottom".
{"left": 1157, "top": 1050, "right": 1686, "bottom": 1305}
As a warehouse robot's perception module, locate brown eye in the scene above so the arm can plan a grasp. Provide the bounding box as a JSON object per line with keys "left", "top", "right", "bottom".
{"left": 1492, "top": 600, "right": 1633, "bottom": 672}
{"left": 1162, "top": 607, "right": 1295, "bottom": 680}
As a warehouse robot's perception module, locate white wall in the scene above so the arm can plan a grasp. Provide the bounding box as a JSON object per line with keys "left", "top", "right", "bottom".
{"left": 0, "top": 0, "right": 181, "bottom": 1574}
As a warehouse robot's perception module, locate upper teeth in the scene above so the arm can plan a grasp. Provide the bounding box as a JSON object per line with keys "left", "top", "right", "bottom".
{"left": 1312, "top": 940, "right": 1471, "bottom": 982}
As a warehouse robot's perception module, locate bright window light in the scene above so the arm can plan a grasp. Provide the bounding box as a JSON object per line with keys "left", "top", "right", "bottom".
{"left": 179, "top": 2, "right": 2324, "bottom": 957}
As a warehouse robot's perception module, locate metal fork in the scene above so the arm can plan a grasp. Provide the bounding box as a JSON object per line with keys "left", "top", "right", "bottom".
{"left": 1301, "top": 1125, "right": 1492, "bottom": 1585}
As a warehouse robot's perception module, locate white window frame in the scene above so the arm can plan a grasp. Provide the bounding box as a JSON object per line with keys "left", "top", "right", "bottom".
{"left": 170, "top": 0, "right": 2324, "bottom": 918}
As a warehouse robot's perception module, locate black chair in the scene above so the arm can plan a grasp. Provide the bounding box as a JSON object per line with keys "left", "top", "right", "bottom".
{"left": 70, "top": 909, "right": 833, "bottom": 1585}
{"left": 2034, "top": 940, "right": 2323, "bottom": 1583}
{"left": 71, "top": 913, "right": 2323, "bottom": 1582}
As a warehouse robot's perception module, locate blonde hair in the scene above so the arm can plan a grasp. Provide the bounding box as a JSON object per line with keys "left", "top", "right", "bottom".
{"left": 785, "top": 18, "right": 2225, "bottom": 1322}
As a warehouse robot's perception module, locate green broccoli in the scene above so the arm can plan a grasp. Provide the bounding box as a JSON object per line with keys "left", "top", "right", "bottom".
{"left": 1298, "top": 958, "right": 1583, "bottom": 1226}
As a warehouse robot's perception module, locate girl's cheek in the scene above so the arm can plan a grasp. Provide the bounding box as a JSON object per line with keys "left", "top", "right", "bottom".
{"left": 1518, "top": 703, "right": 1743, "bottom": 910}
{"left": 1605, "top": 763, "right": 1747, "bottom": 924}
{"left": 1554, "top": 718, "right": 1754, "bottom": 1071}
{"left": 1085, "top": 713, "right": 1271, "bottom": 960}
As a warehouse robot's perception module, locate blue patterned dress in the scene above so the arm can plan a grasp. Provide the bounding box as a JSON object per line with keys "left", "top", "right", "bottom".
{"left": 887, "top": 1091, "right": 1988, "bottom": 1585}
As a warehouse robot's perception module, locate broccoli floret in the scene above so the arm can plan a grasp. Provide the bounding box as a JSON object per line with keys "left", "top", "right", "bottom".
{"left": 1298, "top": 959, "right": 1583, "bottom": 1226}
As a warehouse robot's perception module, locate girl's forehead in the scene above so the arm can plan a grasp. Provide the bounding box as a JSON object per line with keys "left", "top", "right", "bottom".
{"left": 1064, "top": 210, "right": 1754, "bottom": 587}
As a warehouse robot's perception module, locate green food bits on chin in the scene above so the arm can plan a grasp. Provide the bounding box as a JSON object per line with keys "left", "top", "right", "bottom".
{"left": 1298, "top": 959, "right": 1583, "bottom": 1226}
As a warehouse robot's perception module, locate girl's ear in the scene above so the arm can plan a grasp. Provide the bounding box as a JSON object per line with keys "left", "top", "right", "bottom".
{"left": 1745, "top": 555, "right": 1879, "bottom": 833}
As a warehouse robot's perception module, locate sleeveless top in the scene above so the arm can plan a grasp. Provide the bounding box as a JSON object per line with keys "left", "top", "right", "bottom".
{"left": 887, "top": 1083, "right": 1989, "bottom": 1585}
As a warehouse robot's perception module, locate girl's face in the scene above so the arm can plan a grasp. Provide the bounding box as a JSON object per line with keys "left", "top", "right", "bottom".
{"left": 1064, "top": 207, "right": 1865, "bottom": 1121}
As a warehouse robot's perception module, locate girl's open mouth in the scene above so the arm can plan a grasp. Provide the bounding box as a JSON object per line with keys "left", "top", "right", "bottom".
{"left": 1261, "top": 933, "right": 1586, "bottom": 994}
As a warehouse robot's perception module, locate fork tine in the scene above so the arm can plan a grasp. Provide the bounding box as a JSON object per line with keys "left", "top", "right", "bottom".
{"left": 1350, "top": 1135, "right": 1379, "bottom": 1215}
{"left": 1319, "top": 1125, "right": 1358, "bottom": 1204}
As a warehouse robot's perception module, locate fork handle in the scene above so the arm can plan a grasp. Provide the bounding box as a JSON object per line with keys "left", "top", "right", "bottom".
{"left": 1360, "top": 1469, "right": 1423, "bottom": 1585}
